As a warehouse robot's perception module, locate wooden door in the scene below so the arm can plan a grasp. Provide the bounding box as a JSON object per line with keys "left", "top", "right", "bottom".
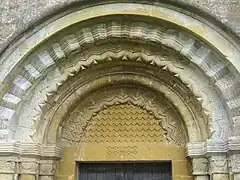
{"left": 78, "top": 162, "right": 172, "bottom": 180}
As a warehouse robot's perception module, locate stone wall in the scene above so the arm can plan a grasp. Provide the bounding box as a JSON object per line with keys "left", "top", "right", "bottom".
{"left": 0, "top": 0, "right": 240, "bottom": 55}
{"left": 1, "top": 1, "right": 240, "bottom": 180}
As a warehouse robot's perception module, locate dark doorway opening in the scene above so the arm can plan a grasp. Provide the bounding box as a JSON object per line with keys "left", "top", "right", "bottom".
{"left": 78, "top": 162, "right": 172, "bottom": 180}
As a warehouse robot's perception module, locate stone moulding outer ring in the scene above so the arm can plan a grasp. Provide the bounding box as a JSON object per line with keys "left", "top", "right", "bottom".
{"left": 1, "top": 2, "right": 240, "bottom": 83}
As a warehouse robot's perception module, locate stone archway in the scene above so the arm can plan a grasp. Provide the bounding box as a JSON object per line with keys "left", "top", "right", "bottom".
{"left": 55, "top": 82, "right": 191, "bottom": 179}
{"left": 50, "top": 58, "right": 193, "bottom": 179}
{"left": 0, "top": 2, "right": 240, "bottom": 180}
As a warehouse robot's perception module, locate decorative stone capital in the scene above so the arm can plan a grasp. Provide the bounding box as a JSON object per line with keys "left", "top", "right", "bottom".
{"left": 0, "top": 160, "right": 15, "bottom": 174}
{"left": 0, "top": 156, "right": 18, "bottom": 174}
{"left": 39, "top": 160, "right": 57, "bottom": 176}
{"left": 230, "top": 154, "right": 240, "bottom": 173}
{"left": 209, "top": 155, "right": 228, "bottom": 174}
{"left": 0, "top": 142, "right": 61, "bottom": 176}
{"left": 19, "top": 158, "right": 38, "bottom": 175}
{"left": 192, "top": 158, "right": 209, "bottom": 175}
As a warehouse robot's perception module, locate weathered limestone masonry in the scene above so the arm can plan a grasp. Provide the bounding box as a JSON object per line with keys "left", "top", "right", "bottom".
{"left": 1, "top": 0, "right": 240, "bottom": 55}
{"left": 1, "top": 1, "right": 240, "bottom": 180}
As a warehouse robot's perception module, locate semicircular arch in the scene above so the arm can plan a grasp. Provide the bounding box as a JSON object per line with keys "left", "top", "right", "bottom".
{"left": 0, "top": 1, "right": 238, "bottom": 147}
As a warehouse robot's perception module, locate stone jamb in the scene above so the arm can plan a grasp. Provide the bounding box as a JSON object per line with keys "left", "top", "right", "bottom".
{"left": 0, "top": 142, "right": 60, "bottom": 180}
{"left": 192, "top": 157, "right": 209, "bottom": 180}
{"left": 187, "top": 136, "right": 240, "bottom": 180}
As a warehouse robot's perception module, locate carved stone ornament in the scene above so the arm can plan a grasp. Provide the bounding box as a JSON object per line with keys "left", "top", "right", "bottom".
{"left": 20, "top": 161, "right": 38, "bottom": 174}
{"left": 0, "top": 18, "right": 234, "bottom": 143}
{"left": 192, "top": 158, "right": 209, "bottom": 175}
{"left": 0, "top": 161, "right": 15, "bottom": 173}
{"left": 0, "top": 2, "right": 240, "bottom": 180}
{"left": 106, "top": 145, "right": 138, "bottom": 159}
{"left": 230, "top": 154, "right": 240, "bottom": 173}
{"left": 210, "top": 156, "right": 228, "bottom": 173}
{"left": 59, "top": 87, "right": 187, "bottom": 147}
{"left": 39, "top": 160, "right": 56, "bottom": 176}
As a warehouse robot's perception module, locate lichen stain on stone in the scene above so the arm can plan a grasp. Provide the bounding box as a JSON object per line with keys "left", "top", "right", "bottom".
{"left": 0, "top": 82, "right": 10, "bottom": 101}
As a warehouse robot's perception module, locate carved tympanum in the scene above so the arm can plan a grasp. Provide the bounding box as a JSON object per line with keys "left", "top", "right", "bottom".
{"left": 59, "top": 87, "right": 187, "bottom": 146}
{"left": 82, "top": 103, "right": 166, "bottom": 143}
